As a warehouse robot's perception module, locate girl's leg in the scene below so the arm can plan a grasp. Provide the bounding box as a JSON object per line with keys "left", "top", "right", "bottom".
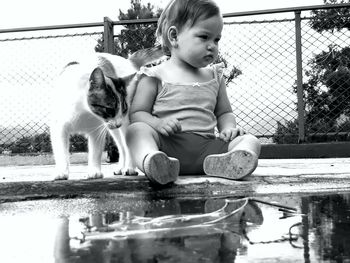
{"left": 126, "top": 122, "right": 160, "bottom": 169}
{"left": 203, "top": 134, "right": 261, "bottom": 179}
{"left": 126, "top": 122, "right": 179, "bottom": 185}
{"left": 227, "top": 133, "right": 261, "bottom": 156}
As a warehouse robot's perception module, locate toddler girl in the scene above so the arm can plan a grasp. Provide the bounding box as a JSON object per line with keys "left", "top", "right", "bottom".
{"left": 126, "top": 0, "right": 261, "bottom": 184}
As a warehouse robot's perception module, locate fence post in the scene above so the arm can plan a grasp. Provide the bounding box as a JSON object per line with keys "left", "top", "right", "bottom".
{"left": 295, "top": 11, "right": 306, "bottom": 143}
{"left": 103, "top": 17, "right": 114, "bottom": 54}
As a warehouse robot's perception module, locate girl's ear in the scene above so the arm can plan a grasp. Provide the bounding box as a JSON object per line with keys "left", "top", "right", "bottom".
{"left": 167, "top": 26, "right": 178, "bottom": 48}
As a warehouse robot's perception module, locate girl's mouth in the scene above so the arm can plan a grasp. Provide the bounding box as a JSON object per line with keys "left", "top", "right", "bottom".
{"left": 204, "top": 55, "right": 214, "bottom": 62}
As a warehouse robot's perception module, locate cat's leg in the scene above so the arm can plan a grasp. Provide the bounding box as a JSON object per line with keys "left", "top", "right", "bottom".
{"left": 87, "top": 129, "right": 105, "bottom": 179}
{"left": 108, "top": 128, "right": 138, "bottom": 175}
{"left": 51, "top": 126, "right": 70, "bottom": 180}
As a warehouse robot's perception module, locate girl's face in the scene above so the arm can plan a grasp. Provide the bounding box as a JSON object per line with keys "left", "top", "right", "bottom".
{"left": 174, "top": 14, "right": 223, "bottom": 68}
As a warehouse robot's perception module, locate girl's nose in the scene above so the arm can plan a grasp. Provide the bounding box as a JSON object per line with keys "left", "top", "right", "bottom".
{"left": 207, "top": 41, "right": 217, "bottom": 51}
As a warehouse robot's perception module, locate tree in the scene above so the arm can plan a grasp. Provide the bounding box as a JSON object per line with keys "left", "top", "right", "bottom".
{"left": 302, "top": 46, "right": 350, "bottom": 126}
{"left": 273, "top": 0, "right": 350, "bottom": 144}
{"left": 95, "top": 0, "right": 161, "bottom": 57}
{"left": 309, "top": 0, "right": 350, "bottom": 33}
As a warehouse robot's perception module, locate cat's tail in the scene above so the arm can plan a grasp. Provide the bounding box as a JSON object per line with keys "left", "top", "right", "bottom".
{"left": 128, "top": 45, "right": 166, "bottom": 69}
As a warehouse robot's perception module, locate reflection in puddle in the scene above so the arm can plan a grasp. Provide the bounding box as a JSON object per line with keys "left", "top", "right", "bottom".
{"left": 1, "top": 193, "right": 350, "bottom": 262}
{"left": 81, "top": 198, "right": 249, "bottom": 240}
{"left": 58, "top": 198, "right": 262, "bottom": 263}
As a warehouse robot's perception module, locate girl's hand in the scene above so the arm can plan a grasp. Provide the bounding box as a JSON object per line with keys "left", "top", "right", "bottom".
{"left": 156, "top": 118, "right": 182, "bottom": 136}
{"left": 219, "top": 127, "right": 246, "bottom": 142}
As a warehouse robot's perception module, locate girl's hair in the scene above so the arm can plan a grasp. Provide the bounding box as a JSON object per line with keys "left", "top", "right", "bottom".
{"left": 156, "top": 0, "right": 221, "bottom": 55}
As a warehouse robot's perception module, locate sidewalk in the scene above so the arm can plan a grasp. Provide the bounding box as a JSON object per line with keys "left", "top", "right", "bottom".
{"left": 1, "top": 158, "right": 350, "bottom": 203}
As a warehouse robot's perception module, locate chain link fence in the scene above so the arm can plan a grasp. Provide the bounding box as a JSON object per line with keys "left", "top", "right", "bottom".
{"left": 300, "top": 12, "right": 350, "bottom": 143}
{"left": 0, "top": 29, "right": 103, "bottom": 156}
{"left": 220, "top": 17, "right": 298, "bottom": 143}
{"left": 0, "top": 4, "right": 349, "bottom": 160}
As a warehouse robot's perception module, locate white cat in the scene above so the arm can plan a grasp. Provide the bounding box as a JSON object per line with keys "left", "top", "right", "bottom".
{"left": 50, "top": 47, "right": 163, "bottom": 180}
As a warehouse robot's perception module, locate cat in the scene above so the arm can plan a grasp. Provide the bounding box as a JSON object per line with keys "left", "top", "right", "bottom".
{"left": 50, "top": 46, "right": 164, "bottom": 180}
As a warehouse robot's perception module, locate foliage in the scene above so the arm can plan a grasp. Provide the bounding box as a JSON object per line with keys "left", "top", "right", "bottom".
{"left": 302, "top": 45, "right": 350, "bottom": 126}
{"left": 309, "top": 0, "right": 350, "bottom": 33}
{"left": 105, "top": 134, "right": 119, "bottom": 162}
{"left": 274, "top": 0, "right": 350, "bottom": 143}
{"left": 95, "top": 0, "right": 161, "bottom": 57}
{"left": 9, "top": 136, "right": 35, "bottom": 154}
{"left": 5, "top": 132, "right": 89, "bottom": 154}
{"left": 215, "top": 54, "right": 242, "bottom": 85}
{"left": 273, "top": 119, "right": 350, "bottom": 144}
{"left": 9, "top": 132, "right": 52, "bottom": 154}
{"left": 69, "top": 134, "right": 88, "bottom": 152}
{"left": 272, "top": 120, "right": 299, "bottom": 144}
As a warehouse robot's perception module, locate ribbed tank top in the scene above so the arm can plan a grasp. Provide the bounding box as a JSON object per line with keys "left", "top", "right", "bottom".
{"left": 137, "top": 63, "right": 225, "bottom": 134}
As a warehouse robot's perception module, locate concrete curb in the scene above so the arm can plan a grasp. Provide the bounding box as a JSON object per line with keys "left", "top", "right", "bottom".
{"left": 1, "top": 158, "right": 350, "bottom": 203}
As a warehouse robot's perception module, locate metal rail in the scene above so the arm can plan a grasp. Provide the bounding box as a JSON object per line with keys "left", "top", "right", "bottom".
{"left": 1, "top": 3, "right": 349, "bottom": 34}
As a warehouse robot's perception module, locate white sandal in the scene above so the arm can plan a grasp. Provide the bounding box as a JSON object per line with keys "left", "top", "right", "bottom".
{"left": 203, "top": 150, "right": 258, "bottom": 180}
{"left": 143, "top": 151, "right": 180, "bottom": 185}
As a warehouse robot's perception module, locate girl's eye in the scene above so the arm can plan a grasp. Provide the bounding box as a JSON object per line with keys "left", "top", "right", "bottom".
{"left": 199, "top": 35, "right": 208, "bottom": 40}
{"left": 214, "top": 38, "right": 221, "bottom": 43}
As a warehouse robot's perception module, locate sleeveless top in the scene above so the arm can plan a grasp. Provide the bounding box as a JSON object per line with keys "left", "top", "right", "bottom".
{"left": 136, "top": 63, "right": 225, "bottom": 135}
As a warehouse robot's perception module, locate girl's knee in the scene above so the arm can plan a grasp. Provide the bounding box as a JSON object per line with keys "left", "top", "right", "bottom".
{"left": 233, "top": 133, "right": 259, "bottom": 145}
{"left": 243, "top": 133, "right": 261, "bottom": 155}
{"left": 126, "top": 122, "right": 158, "bottom": 141}
{"left": 127, "top": 122, "right": 149, "bottom": 137}
{"left": 229, "top": 133, "right": 261, "bottom": 155}
{"left": 127, "top": 122, "right": 147, "bottom": 133}
{"left": 244, "top": 133, "right": 261, "bottom": 145}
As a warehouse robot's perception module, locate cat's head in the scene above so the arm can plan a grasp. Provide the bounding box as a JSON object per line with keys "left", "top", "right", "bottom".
{"left": 87, "top": 67, "right": 128, "bottom": 129}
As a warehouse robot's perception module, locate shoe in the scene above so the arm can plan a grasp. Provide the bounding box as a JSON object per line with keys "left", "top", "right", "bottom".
{"left": 143, "top": 151, "right": 179, "bottom": 185}
{"left": 203, "top": 149, "right": 258, "bottom": 180}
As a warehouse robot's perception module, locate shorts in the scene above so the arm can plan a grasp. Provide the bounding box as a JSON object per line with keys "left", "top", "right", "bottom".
{"left": 158, "top": 132, "right": 229, "bottom": 175}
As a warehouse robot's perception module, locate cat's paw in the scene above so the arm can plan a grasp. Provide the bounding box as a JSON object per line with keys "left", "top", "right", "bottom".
{"left": 114, "top": 167, "right": 138, "bottom": 176}
{"left": 87, "top": 172, "right": 103, "bottom": 179}
{"left": 113, "top": 164, "right": 123, "bottom": 175}
{"left": 53, "top": 173, "right": 69, "bottom": 181}
{"left": 123, "top": 168, "right": 138, "bottom": 176}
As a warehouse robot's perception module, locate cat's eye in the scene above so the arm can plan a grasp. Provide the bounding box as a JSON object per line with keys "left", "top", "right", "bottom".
{"left": 91, "top": 104, "right": 116, "bottom": 118}
{"left": 105, "top": 107, "right": 116, "bottom": 116}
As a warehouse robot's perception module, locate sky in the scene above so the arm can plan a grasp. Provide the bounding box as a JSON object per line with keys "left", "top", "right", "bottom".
{"left": 1, "top": 0, "right": 324, "bottom": 29}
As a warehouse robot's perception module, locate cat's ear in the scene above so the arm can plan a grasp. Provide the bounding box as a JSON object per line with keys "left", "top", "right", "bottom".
{"left": 89, "top": 67, "right": 106, "bottom": 90}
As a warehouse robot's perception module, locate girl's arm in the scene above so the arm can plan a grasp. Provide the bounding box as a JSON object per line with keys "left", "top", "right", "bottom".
{"left": 129, "top": 75, "right": 158, "bottom": 124}
{"left": 215, "top": 80, "right": 245, "bottom": 141}
{"left": 129, "top": 75, "right": 181, "bottom": 136}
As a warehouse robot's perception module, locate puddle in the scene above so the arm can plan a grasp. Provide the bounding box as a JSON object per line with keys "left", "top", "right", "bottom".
{"left": 1, "top": 193, "right": 350, "bottom": 262}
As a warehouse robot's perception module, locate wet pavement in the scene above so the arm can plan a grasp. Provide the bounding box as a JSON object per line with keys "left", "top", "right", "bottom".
{"left": 1, "top": 158, "right": 349, "bottom": 203}
{"left": 1, "top": 158, "right": 350, "bottom": 262}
